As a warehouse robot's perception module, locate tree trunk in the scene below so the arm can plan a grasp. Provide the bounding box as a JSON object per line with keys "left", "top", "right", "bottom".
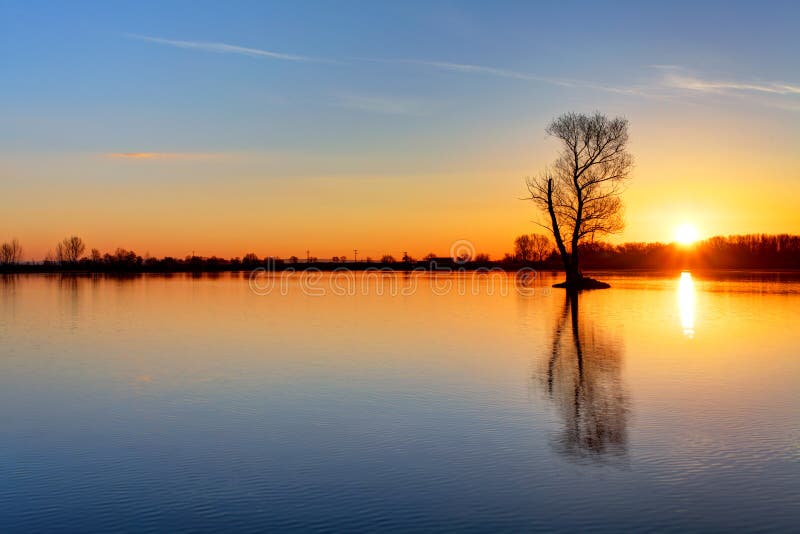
{"left": 567, "top": 246, "right": 583, "bottom": 286}
{"left": 545, "top": 178, "right": 609, "bottom": 289}
{"left": 565, "top": 264, "right": 582, "bottom": 286}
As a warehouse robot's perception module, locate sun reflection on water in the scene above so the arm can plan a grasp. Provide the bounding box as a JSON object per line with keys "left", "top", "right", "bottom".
{"left": 678, "top": 271, "right": 696, "bottom": 338}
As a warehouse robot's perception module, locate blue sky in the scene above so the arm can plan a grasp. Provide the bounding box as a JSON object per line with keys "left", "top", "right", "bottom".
{"left": 4, "top": 0, "right": 798, "bottom": 150}
{"left": 2, "top": 1, "right": 799, "bottom": 258}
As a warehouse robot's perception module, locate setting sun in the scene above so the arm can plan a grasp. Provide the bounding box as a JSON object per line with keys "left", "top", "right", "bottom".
{"left": 675, "top": 223, "right": 700, "bottom": 245}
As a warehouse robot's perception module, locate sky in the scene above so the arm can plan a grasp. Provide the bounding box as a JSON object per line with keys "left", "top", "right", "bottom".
{"left": 2, "top": 0, "right": 799, "bottom": 260}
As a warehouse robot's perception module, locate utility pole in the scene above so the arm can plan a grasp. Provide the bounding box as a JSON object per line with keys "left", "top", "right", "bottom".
{"left": 353, "top": 249, "right": 358, "bottom": 263}
{"left": 306, "top": 250, "right": 310, "bottom": 263}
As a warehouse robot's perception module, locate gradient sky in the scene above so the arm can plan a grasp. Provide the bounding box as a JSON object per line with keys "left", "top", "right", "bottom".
{"left": 2, "top": 0, "right": 799, "bottom": 260}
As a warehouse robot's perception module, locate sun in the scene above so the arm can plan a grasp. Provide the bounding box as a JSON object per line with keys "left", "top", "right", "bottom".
{"left": 675, "top": 223, "right": 700, "bottom": 245}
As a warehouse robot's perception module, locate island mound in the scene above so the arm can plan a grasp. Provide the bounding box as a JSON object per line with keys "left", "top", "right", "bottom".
{"left": 552, "top": 277, "right": 611, "bottom": 290}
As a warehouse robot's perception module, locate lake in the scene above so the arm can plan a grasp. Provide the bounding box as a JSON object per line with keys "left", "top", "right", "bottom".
{"left": 1, "top": 271, "right": 798, "bottom": 532}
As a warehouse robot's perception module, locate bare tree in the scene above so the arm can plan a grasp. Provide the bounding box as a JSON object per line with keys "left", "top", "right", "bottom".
{"left": 0, "top": 238, "right": 23, "bottom": 265}
{"left": 514, "top": 233, "right": 552, "bottom": 263}
{"left": 531, "top": 234, "right": 552, "bottom": 262}
{"left": 514, "top": 234, "right": 534, "bottom": 262}
{"left": 526, "top": 112, "right": 632, "bottom": 288}
{"left": 56, "top": 235, "right": 86, "bottom": 263}
{"left": 242, "top": 252, "right": 260, "bottom": 265}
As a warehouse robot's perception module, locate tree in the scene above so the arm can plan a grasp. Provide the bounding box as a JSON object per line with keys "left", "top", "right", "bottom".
{"left": 514, "top": 234, "right": 533, "bottom": 262}
{"left": 380, "top": 254, "right": 396, "bottom": 264}
{"left": 531, "top": 234, "right": 552, "bottom": 262}
{"left": 515, "top": 233, "right": 552, "bottom": 263}
{"left": 56, "top": 235, "right": 86, "bottom": 263}
{"left": 108, "top": 247, "right": 141, "bottom": 265}
{"left": 0, "top": 238, "right": 23, "bottom": 264}
{"left": 526, "top": 112, "right": 632, "bottom": 288}
{"left": 242, "top": 252, "right": 260, "bottom": 265}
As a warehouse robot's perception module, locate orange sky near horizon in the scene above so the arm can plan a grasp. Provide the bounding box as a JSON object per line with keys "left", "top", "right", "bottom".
{"left": 4, "top": 105, "right": 799, "bottom": 261}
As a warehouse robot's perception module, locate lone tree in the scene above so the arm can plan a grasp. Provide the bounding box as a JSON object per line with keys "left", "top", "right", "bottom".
{"left": 56, "top": 235, "right": 86, "bottom": 264}
{"left": 514, "top": 233, "right": 552, "bottom": 263}
{"left": 526, "top": 112, "right": 632, "bottom": 289}
{"left": 0, "top": 238, "right": 23, "bottom": 265}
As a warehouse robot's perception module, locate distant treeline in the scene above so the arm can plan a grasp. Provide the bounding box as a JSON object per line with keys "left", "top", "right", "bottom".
{"left": 1, "top": 251, "right": 464, "bottom": 273}
{"left": 575, "top": 234, "right": 800, "bottom": 270}
{"left": 1, "top": 234, "right": 799, "bottom": 273}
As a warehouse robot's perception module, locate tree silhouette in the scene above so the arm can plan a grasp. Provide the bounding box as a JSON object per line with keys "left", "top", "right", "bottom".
{"left": 56, "top": 236, "right": 86, "bottom": 263}
{"left": 526, "top": 112, "right": 632, "bottom": 289}
{"left": 514, "top": 234, "right": 552, "bottom": 263}
{"left": 242, "top": 253, "right": 260, "bottom": 265}
{"left": 0, "top": 238, "right": 23, "bottom": 264}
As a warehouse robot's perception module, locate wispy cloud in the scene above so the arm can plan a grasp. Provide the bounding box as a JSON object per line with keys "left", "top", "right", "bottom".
{"left": 390, "top": 59, "right": 552, "bottom": 82}
{"left": 364, "top": 58, "right": 644, "bottom": 96}
{"left": 125, "top": 34, "right": 799, "bottom": 111}
{"left": 126, "top": 35, "right": 641, "bottom": 95}
{"left": 334, "top": 94, "right": 427, "bottom": 115}
{"left": 663, "top": 73, "right": 800, "bottom": 96}
{"left": 650, "top": 65, "right": 800, "bottom": 111}
{"left": 106, "top": 152, "right": 223, "bottom": 160}
{"left": 127, "top": 34, "right": 322, "bottom": 62}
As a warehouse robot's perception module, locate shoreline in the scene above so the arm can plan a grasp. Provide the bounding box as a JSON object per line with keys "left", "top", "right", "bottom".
{"left": 2, "top": 265, "right": 799, "bottom": 276}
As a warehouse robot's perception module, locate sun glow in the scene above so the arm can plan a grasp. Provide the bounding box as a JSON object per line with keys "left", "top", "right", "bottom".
{"left": 675, "top": 223, "right": 700, "bottom": 245}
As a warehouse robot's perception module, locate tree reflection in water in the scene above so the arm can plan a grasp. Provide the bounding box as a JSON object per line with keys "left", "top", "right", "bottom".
{"left": 539, "top": 291, "right": 628, "bottom": 463}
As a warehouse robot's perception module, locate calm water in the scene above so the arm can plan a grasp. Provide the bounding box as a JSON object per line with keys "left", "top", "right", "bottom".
{"left": 1, "top": 271, "right": 798, "bottom": 532}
